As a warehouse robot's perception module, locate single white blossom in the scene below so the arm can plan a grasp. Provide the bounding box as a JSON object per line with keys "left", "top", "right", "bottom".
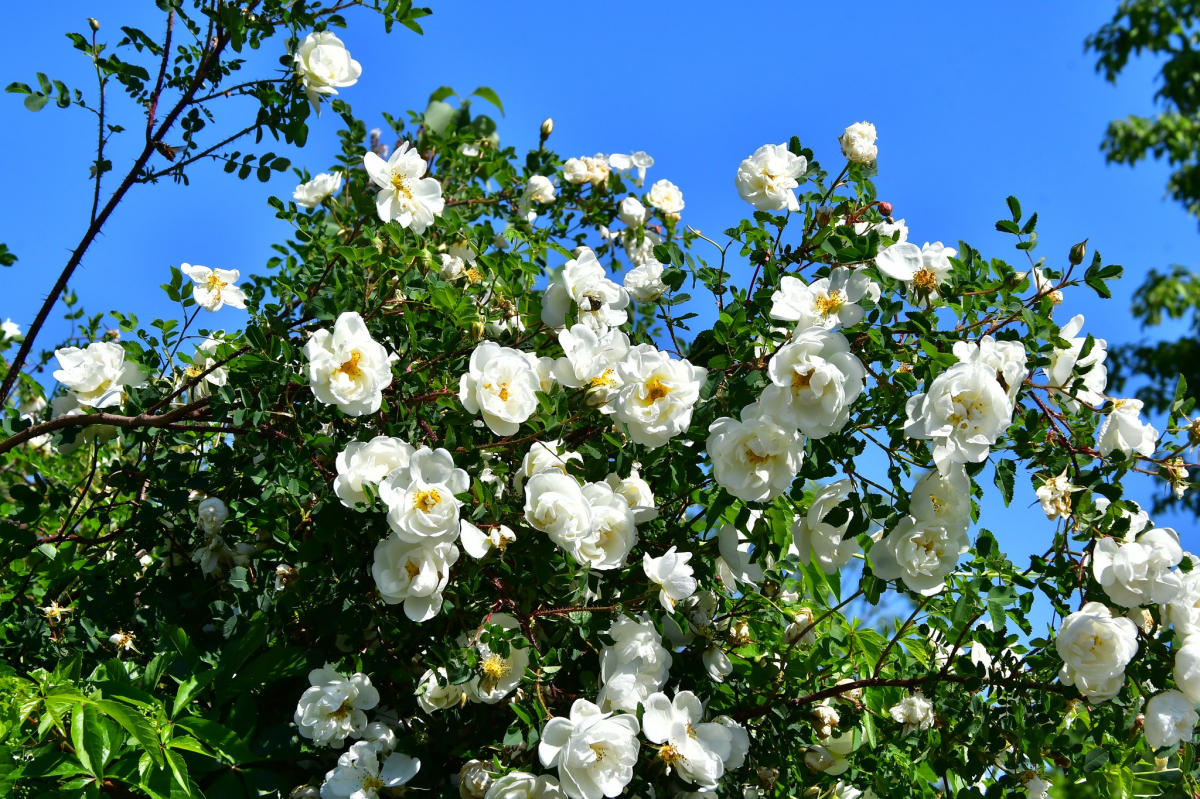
{"left": 525, "top": 472, "right": 595, "bottom": 554}
{"left": 623, "top": 260, "right": 667, "bottom": 303}
{"left": 293, "top": 172, "right": 343, "bottom": 209}
{"left": 871, "top": 515, "right": 970, "bottom": 596}
{"left": 320, "top": 742, "right": 418, "bottom": 799}
{"left": 621, "top": 228, "right": 662, "bottom": 267}
{"left": 793, "top": 479, "right": 861, "bottom": 575}
{"left": 416, "top": 667, "right": 468, "bottom": 713}
{"left": 371, "top": 535, "right": 459, "bottom": 622}
{"left": 952, "top": 335, "right": 1027, "bottom": 403}
{"left": 293, "top": 32, "right": 361, "bottom": 114}
{"left": 597, "top": 614, "right": 672, "bottom": 713}
{"left": 1097, "top": 399, "right": 1158, "bottom": 458}
{"left": 303, "top": 312, "right": 395, "bottom": 416}
{"left": 293, "top": 665, "right": 379, "bottom": 747}
{"left": 1023, "top": 776, "right": 1051, "bottom": 799}
{"left": 460, "top": 522, "right": 516, "bottom": 559}
{"left": 363, "top": 142, "right": 445, "bottom": 233}
{"left": 197, "top": 497, "right": 229, "bottom": 535}
{"left": 1046, "top": 314, "right": 1108, "bottom": 409}
{"left": 466, "top": 613, "right": 529, "bottom": 704}
{"left": 577, "top": 481, "right": 639, "bottom": 571}
{"left": 521, "top": 175, "right": 557, "bottom": 221}
{"left": 707, "top": 402, "right": 805, "bottom": 502}
{"left": 458, "top": 760, "right": 496, "bottom": 799}
{"left": 605, "top": 468, "right": 658, "bottom": 523}
{"left": 515, "top": 439, "right": 583, "bottom": 492}
{"left": 642, "top": 690, "right": 733, "bottom": 788}
{"left": 1035, "top": 469, "right": 1079, "bottom": 521}
{"left": 53, "top": 341, "right": 145, "bottom": 409}
{"left": 647, "top": 179, "right": 684, "bottom": 214}
{"left": 760, "top": 328, "right": 867, "bottom": 438}
{"left": 769, "top": 268, "right": 878, "bottom": 331}
{"left": 1055, "top": 602, "right": 1139, "bottom": 703}
{"left": 485, "top": 772, "right": 564, "bottom": 799}
{"left": 735, "top": 144, "right": 806, "bottom": 212}
{"left": 538, "top": 699, "right": 641, "bottom": 799}
{"left": 905, "top": 361, "right": 1015, "bottom": 473}
{"left": 889, "top": 692, "right": 934, "bottom": 733}
{"left": 459, "top": 341, "right": 542, "bottom": 436}
{"left": 908, "top": 466, "right": 972, "bottom": 535}
{"left": 617, "top": 196, "right": 646, "bottom": 227}
{"left": 181, "top": 263, "right": 248, "bottom": 312}
{"left": 608, "top": 151, "right": 654, "bottom": 185}
{"left": 839, "top": 122, "right": 878, "bottom": 164}
{"left": 1093, "top": 527, "right": 1183, "bottom": 608}
{"left": 379, "top": 446, "right": 469, "bottom": 544}
{"left": 1144, "top": 690, "right": 1198, "bottom": 750}
{"left": 541, "top": 248, "right": 630, "bottom": 331}
{"left": 643, "top": 547, "right": 697, "bottom": 612}
{"left": 613, "top": 344, "right": 707, "bottom": 449}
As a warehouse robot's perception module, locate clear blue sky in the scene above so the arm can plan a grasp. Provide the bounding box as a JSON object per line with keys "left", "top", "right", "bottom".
{"left": 1, "top": 1, "right": 1194, "bottom": 624}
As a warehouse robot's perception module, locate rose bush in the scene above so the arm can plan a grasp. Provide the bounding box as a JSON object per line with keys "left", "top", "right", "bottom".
{"left": 1, "top": 3, "right": 1198, "bottom": 799}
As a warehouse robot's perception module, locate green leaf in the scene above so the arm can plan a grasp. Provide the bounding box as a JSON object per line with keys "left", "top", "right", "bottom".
{"left": 993, "top": 459, "right": 1016, "bottom": 507}
{"left": 174, "top": 717, "right": 258, "bottom": 765}
{"left": 164, "top": 749, "right": 191, "bottom": 795}
{"left": 214, "top": 619, "right": 266, "bottom": 687}
{"left": 428, "top": 85, "right": 456, "bottom": 103}
{"left": 469, "top": 86, "right": 505, "bottom": 116}
{"left": 71, "top": 704, "right": 112, "bottom": 780}
{"left": 24, "top": 93, "right": 50, "bottom": 112}
{"left": 171, "top": 671, "right": 216, "bottom": 718}
{"left": 5, "top": 82, "right": 32, "bottom": 95}
{"left": 1082, "top": 746, "right": 1110, "bottom": 772}
{"left": 92, "top": 699, "right": 162, "bottom": 769}
{"left": 1006, "top": 195, "right": 1021, "bottom": 222}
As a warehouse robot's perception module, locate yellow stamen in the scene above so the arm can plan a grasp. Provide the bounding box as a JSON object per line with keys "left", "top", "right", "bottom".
{"left": 792, "top": 369, "right": 813, "bottom": 391}
{"left": 336, "top": 351, "right": 364, "bottom": 379}
{"left": 912, "top": 268, "right": 939, "bottom": 293}
{"left": 390, "top": 171, "right": 413, "bottom": 200}
{"left": 745, "top": 447, "right": 772, "bottom": 465}
{"left": 405, "top": 560, "right": 421, "bottom": 580}
{"left": 589, "top": 369, "right": 618, "bottom": 389}
{"left": 479, "top": 653, "right": 511, "bottom": 692}
{"left": 813, "top": 290, "right": 846, "bottom": 317}
{"left": 413, "top": 488, "right": 441, "bottom": 513}
{"left": 659, "top": 744, "right": 684, "bottom": 767}
{"left": 645, "top": 378, "right": 669, "bottom": 402}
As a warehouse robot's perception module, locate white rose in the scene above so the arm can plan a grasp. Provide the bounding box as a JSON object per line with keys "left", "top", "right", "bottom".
{"left": 1097, "top": 399, "right": 1158, "bottom": 458}
{"left": 52, "top": 341, "right": 145, "bottom": 409}
{"left": 334, "top": 435, "right": 415, "bottom": 508}
{"left": 459, "top": 341, "right": 541, "bottom": 436}
{"left": 1035, "top": 469, "right": 1078, "bottom": 521}
{"left": 1163, "top": 562, "right": 1200, "bottom": 642}
{"left": 562, "top": 158, "right": 589, "bottom": 185}
{"left": 647, "top": 179, "right": 685, "bottom": 214}
{"left": 608, "top": 151, "right": 653, "bottom": 185}
{"left": 293, "top": 665, "right": 379, "bottom": 747}
{"left": 769, "top": 267, "right": 877, "bottom": 331}
{"left": 605, "top": 468, "right": 658, "bottom": 523}
{"left": 617, "top": 196, "right": 646, "bottom": 227}
{"left": 811, "top": 731, "right": 855, "bottom": 774}
{"left": 1023, "top": 776, "right": 1051, "bottom": 799}
{"left": 871, "top": 515, "right": 970, "bottom": 596}
{"left": 1046, "top": 314, "right": 1108, "bottom": 409}
{"left": 371, "top": 536, "right": 459, "bottom": 622}
{"left": 363, "top": 142, "right": 445, "bottom": 233}
{"left": 379, "top": 446, "right": 469, "bottom": 543}
{"left": 613, "top": 344, "right": 707, "bottom": 448}
{"left": 623, "top": 260, "right": 667, "bottom": 303}
{"left": 515, "top": 439, "right": 583, "bottom": 492}
{"left": 548, "top": 248, "right": 631, "bottom": 331}
{"left": 1055, "top": 601, "right": 1139, "bottom": 703}
{"left": 416, "top": 667, "right": 468, "bottom": 713}
{"left": 784, "top": 608, "right": 817, "bottom": 646}
{"left": 598, "top": 614, "right": 672, "bottom": 712}
{"left": 839, "top": 121, "right": 878, "bottom": 164}
{"left": 707, "top": 403, "right": 805, "bottom": 502}
{"left": 908, "top": 465, "right": 971, "bottom": 535}
{"left": 460, "top": 521, "right": 516, "bottom": 559}
{"left": 1093, "top": 527, "right": 1183, "bottom": 608}
{"left": 906, "top": 241, "right": 957, "bottom": 294}
{"left": 735, "top": 143, "right": 806, "bottom": 212}
{"left": 192, "top": 532, "right": 233, "bottom": 576}
{"left": 793, "top": 479, "right": 861, "bottom": 575}
{"left": 524, "top": 472, "right": 594, "bottom": 553}
{"left": 716, "top": 520, "right": 764, "bottom": 592}
{"left": 183, "top": 337, "right": 228, "bottom": 398}
{"left": 889, "top": 692, "right": 934, "bottom": 733}
{"left": 714, "top": 716, "right": 749, "bottom": 770}
{"left": 293, "top": 172, "right": 343, "bottom": 209}
{"left": 521, "top": 175, "right": 556, "bottom": 221}
{"left": 293, "top": 32, "right": 362, "bottom": 113}
{"left": 952, "top": 334, "right": 1027, "bottom": 403}
{"left": 643, "top": 546, "right": 697, "bottom": 612}
{"left": 539, "top": 699, "right": 641, "bottom": 799}
{"left": 904, "top": 361, "right": 1014, "bottom": 473}
{"left": 440, "top": 253, "right": 469, "bottom": 282}
{"left": 552, "top": 325, "right": 630, "bottom": 410}
{"left": 303, "top": 311, "right": 395, "bottom": 416}
{"left": 485, "top": 772, "right": 563, "bottom": 799}
{"left": 874, "top": 242, "right": 923, "bottom": 283}
{"left": 577, "top": 482, "right": 638, "bottom": 570}
{"left": 197, "top": 497, "right": 229, "bottom": 534}
{"left": 622, "top": 227, "right": 662, "bottom": 267}
{"left": 1, "top": 318, "right": 21, "bottom": 339}
{"left": 1144, "top": 690, "right": 1198, "bottom": 750}
{"left": 760, "top": 328, "right": 866, "bottom": 438}
{"left": 642, "top": 691, "right": 732, "bottom": 788}
{"left": 464, "top": 613, "right": 529, "bottom": 704}
{"left": 702, "top": 647, "right": 734, "bottom": 682}
{"left": 320, "top": 742, "right": 419, "bottom": 799}
{"left": 458, "top": 760, "right": 495, "bottom": 799}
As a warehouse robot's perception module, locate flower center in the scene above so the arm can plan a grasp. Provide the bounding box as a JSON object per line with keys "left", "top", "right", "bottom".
{"left": 205, "top": 273, "right": 228, "bottom": 292}
{"left": 328, "top": 699, "right": 352, "bottom": 720}
{"left": 413, "top": 488, "right": 441, "bottom": 513}
{"left": 185, "top": 366, "right": 205, "bottom": 379}
{"left": 466, "top": 268, "right": 482, "bottom": 282}
{"left": 744, "top": 446, "right": 772, "bottom": 465}
{"left": 479, "top": 653, "right": 511, "bottom": 692}
{"left": 792, "top": 368, "right": 813, "bottom": 391}
{"left": 659, "top": 743, "right": 684, "bottom": 767}
{"left": 589, "top": 369, "right": 618, "bottom": 389}
{"left": 405, "top": 560, "right": 421, "bottom": 580}
{"left": 390, "top": 171, "right": 413, "bottom": 200}
{"left": 590, "top": 743, "right": 607, "bottom": 762}
{"left": 813, "top": 290, "right": 846, "bottom": 317}
{"left": 363, "top": 774, "right": 384, "bottom": 792}
{"left": 337, "top": 351, "right": 364, "bottom": 379}
{"left": 912, "top": 268, "right": 939, "bottom": 292}
{"left": 645, "top": 378, "right": 670, "bottom": 402}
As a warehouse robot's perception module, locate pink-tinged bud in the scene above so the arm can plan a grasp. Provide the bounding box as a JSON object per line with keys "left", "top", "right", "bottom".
{"left": 878, "top": 201, "right": 893, "bottom": 217}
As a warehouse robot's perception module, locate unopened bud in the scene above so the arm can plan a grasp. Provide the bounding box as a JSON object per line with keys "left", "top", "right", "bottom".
{"left": 469, "top": 318, "right": 486, "bottom": 340}
{"left": 1069, "top": 239, "right": 1088, "bottom": 266}
{"left": 804, "top": 746, "right": 834, "bottom": 772}
{"left": 835, "top": 677, "right": 863, "bottom": 701}
{"left": 88, "top": 17, "right": 100, "bottom": 32}
{"left": 815, "top": 205, "right": 836, "bottom": 226}
{"left": 540, "top": 118, "right": 554, "bottom": 138}
{"left": 756, "top": 767, "right": 779, "bottom": 790}
{"left": 877, "top": 200, "right": 893, "bottom": 216}
{"left": 812, "top": 705, "right": 840, "bottom": 738}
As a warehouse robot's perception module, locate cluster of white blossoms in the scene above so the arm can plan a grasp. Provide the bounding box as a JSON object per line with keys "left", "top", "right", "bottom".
{"left": 292, "top": 665, "right": 422, "bottom": 799}
{"left": 871, "top": 466, "right": 972, "bottom": 596}
{"left": 539, "top": 694, "right": 748, "bottom": 799}
{"left": 189, "top": 495, "right": 254, "bottom": 576}
{"left": 596, "top": 614, "right": 674, "bottom": 713}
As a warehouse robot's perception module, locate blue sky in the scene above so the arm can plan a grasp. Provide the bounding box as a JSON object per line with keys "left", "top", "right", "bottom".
{"left": 1, "top": 2, "right": 1195, "bottom": 626}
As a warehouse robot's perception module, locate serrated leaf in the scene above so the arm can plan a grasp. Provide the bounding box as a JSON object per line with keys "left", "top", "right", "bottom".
{"left": 470, "top": 86, "right": 504, "bottom": 116}
{"left": 1006, "top": 195, "right": 1021, "bottom": 222}
{"left": 993, "top": 459, "right": 1016, "bottom": 507}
